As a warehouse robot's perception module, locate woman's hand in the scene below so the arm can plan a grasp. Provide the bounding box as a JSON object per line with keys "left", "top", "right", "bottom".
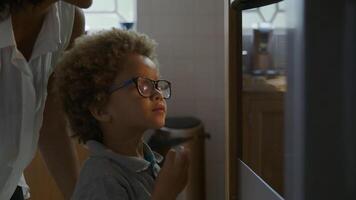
{"left": 151, "top": 147, "right": 190, "bottom": 200}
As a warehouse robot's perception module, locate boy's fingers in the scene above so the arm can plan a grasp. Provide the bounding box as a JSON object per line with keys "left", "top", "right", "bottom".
{"left": 178, "top": 148, "right": 189, "bottom": 173}
{"left": 182, "top": 148, "right": 190, "bottom": 167}
{"left": 156, "top": 147, "right": 191, "bottom": 196}
{"left": 163, "top": 148, "right": 176, "bottom": 169}
{"left": 182, "top": 149, "right": 190, "bottom": 178}
{"left": 174, "top": 146, "right": 190, "bottom": 177}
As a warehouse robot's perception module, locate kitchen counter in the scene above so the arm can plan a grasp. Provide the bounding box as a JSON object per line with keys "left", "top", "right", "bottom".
{"left": 243, "top": 75, "right": 286, "bottom": 92}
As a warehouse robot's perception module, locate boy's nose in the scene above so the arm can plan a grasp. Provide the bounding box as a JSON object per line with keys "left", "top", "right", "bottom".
{"left": 152, "top": 89, "right": 164, "bottom": 101}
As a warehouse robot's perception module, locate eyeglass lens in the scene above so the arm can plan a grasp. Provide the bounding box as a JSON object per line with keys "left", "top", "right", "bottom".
{"left": 137, "top": 78, "right": 170, "bottom": 99}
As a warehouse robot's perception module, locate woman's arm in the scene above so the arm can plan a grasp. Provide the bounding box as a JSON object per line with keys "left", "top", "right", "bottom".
{"left": 38, "top": 7, "right": 85, "bottom": 199}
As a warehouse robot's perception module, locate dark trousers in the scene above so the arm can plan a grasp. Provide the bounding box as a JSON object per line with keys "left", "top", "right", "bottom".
{"left": 10, "top": 186, "right": 24, "bottom": 200}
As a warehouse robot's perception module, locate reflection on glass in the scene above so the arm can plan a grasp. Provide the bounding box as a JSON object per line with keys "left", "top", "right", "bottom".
{"left": 241, "top": 2, "right": 287, "bottom": 197}
{"left": 259, "top": 5, "right": 277, "bottom": 22}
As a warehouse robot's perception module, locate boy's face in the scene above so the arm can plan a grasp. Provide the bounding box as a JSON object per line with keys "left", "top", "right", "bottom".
{"left": 103, "top": 54, "right": 167, "bottom": 133}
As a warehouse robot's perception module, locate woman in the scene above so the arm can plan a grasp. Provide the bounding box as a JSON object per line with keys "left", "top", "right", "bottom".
{"left": 0, "top": 0, "right": 92, "bottom": 199}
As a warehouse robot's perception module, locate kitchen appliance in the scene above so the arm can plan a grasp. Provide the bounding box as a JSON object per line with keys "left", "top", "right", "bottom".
{"left": 251, "top": 22, "right": 275, "bottom": 75}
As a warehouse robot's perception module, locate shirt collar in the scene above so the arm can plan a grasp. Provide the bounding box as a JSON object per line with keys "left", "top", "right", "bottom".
{"left": 86, "top": 140, "right": 163, "bottom": 174}
{"left": 0, "top": 3, "right": 61, "bottom": 58}
{"left": 0, "top": 16, "right": 16, "bottom": 49}
{"left": 31, "top": 2, "right": 61, "bottom": 59}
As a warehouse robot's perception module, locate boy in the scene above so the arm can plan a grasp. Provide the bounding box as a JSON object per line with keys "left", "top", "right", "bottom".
{"left": 55, "top": 29, "right": 190, "bottom": 200}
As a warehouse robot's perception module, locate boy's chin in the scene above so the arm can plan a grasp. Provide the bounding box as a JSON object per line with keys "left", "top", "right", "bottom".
{"left": 149, "top": 120, "right": 165, "bottom": 129}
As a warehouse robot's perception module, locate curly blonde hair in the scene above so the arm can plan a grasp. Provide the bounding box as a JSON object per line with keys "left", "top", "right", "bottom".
{"left": 55, "top": 28, "right": 158, "bottom": 143}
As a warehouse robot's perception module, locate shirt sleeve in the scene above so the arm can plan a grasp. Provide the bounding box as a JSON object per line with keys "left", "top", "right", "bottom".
{"left": 71, "top": 176, "right": 130, "bottom": 200}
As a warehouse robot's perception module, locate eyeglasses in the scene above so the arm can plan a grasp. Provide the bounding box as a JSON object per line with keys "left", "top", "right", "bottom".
{"left": 109, "top": 76, "right": 172, "bottom": 99}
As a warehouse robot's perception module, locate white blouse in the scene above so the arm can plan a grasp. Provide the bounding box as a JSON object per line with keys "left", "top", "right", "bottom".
{"left": 0, "top": 2, "right": 75, "bottom": 199}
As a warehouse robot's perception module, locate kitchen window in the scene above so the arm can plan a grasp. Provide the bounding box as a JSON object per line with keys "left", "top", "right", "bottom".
{"left": 83, "top": 0, "right": 136, "bottom": 32}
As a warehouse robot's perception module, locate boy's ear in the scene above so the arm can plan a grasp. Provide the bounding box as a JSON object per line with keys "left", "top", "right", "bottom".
{"left": 89, "top": 104, "right": 111, "bottom": 122}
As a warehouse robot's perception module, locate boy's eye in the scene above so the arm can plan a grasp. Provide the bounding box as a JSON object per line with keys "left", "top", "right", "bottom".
{"left": 141, "top": 84, "right": 150, "bottom": 92}
{"left": 133, "top": 77, "right": 171, "bottom": 99}
{"left": 138, "top": 79, "right": 154, "bottom": 95}
{"left": 157, "top": 82, "right": 169, "bottom": 90}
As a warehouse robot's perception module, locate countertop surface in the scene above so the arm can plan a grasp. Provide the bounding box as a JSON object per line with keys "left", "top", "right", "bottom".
{"left": 243, "top": 75, "right": 286, "bottom": 92}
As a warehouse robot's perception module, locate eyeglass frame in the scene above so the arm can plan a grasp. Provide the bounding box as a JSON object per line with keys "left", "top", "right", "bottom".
{"left": 108, "top": 76, "right": 172, "bottom": 99}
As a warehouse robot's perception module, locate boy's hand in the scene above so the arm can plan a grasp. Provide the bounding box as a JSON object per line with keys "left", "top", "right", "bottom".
{"left": 151, "top": 147, "right": 190, "bottom": 200}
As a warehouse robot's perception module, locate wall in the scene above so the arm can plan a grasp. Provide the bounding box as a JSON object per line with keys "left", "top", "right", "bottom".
{"left": 137, "top": 0, "right": 227, "bottom": 199}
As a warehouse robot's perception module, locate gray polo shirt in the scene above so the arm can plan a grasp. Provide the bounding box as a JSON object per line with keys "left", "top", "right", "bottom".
{"left": 71, "top": 140, "right": 163, "bottom": 200}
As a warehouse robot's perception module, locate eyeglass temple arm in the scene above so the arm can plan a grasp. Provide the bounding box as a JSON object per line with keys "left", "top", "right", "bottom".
{"left": 108, "top": 79, "right": 135, "bottom": 93}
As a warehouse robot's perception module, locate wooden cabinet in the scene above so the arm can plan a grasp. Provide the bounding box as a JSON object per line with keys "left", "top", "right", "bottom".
{"left": 242, "top": 91, "right": 284, "bottom": 195}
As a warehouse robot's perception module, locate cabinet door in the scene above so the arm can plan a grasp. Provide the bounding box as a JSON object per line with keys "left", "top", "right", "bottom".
{"left": 243, "top": 92, "right": 284, "bottom": 195}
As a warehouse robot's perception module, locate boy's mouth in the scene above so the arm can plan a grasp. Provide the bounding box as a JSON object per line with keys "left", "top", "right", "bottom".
{"left": 152, "top": 105, "right": 166, "bottom": 112}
